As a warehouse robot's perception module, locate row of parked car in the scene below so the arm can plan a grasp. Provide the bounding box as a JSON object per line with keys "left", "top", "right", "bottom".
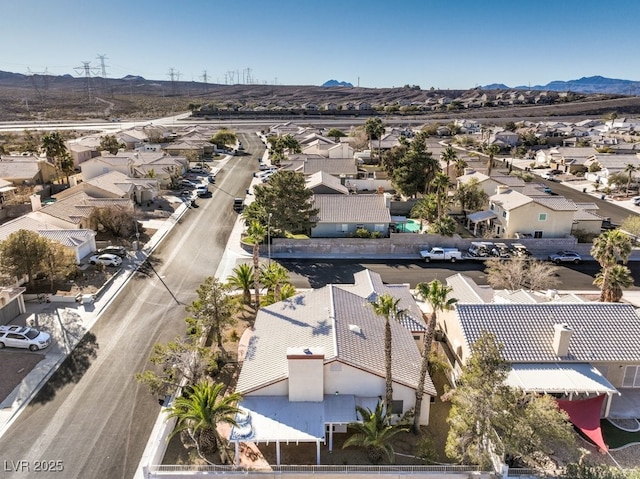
{"left": 467, "top": 242, "right": 583, "bottom": 264}
{"left": 467, "top": 241, "right": 532, "bottom": 259}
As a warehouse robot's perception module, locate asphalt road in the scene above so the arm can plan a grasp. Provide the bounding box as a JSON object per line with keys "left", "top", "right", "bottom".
{"left": 277, "top": 258, "right": 640, "bottom": 291}
{"left": 533, "top": 177, "right": 636, "bottom": 225}
{"left": 0, "top": 134, "right": 261, "bottom": 479}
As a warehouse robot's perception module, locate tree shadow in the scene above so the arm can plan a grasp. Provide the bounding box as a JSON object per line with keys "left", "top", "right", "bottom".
{"left": 278, "top": 260, "right": 364, "bottom": 288}
{"left": 31, "top": 331, "right": 99, "bottom": 404}
{"left": 133, "top": 255, "right": 164, "bottom": 279}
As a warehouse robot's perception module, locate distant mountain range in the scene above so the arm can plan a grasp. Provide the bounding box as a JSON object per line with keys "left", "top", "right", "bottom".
{"left": 482, "top": 76, "right": 640, "bottom": 95}
{"left": 322, "top": 79, "right": 353, "bottom": 87}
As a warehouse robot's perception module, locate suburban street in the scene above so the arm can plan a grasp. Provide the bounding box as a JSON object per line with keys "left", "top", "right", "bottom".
{"left": 277, "top": 258, "right": 640, "bottom": 291}
{"left": 0, "top": 133, "right": 262, "bottom": 479}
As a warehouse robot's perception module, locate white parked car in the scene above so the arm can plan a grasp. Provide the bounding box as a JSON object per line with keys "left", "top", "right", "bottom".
{"left": 89, "top": 253, "right": 122, "bottom": 267}
{"left": 0, "top": 325, "right": 51, "bottom": 351}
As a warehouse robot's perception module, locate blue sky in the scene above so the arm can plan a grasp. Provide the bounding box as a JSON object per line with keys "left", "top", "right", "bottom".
{"left": 2, "top": 0, "right": 640, "bottom": 89}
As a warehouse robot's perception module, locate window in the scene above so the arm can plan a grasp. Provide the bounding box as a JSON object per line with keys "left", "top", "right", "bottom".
{"left": 391, "top": 400, "right": 404, "bottom": 415}
{"left": 623, "top": 366, "right": 640, "bottom": 388}
{"left": 534, "top": 231, "right": 543, "bottom": 238}
{"left": 502, "top": 211, "right": 507, "bottom": 218}
{"left": 374, "top": 224, "right": 385, "bottom": 232}
{"left": 539, "top": 213, "right": 547, "bottom": 221}
{"left": 336, "top": 224, "right": 348, "bottom": 232}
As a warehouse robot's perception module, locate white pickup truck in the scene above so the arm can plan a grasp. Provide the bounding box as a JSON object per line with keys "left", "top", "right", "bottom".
{"left": 420, "top": 247, "right": 463, "bottom": 263}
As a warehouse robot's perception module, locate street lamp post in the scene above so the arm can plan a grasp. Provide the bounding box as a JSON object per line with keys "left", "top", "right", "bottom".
{"left": 267, "top": 213, "right": 272, "bottom": 265}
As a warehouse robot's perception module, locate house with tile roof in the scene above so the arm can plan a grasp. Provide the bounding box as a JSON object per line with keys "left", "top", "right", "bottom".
{"left": 311, "top": 194, "right": 391, "bottom": 237}
{"left": 54, "top": 170, "right": 158, "bottom": 204}
{"left": 487, "top": 186, "right": 577, "bottom": 238}
{"left": 280, "top": 155, "right": 359, "bottom": 179}
{"left": 29, "top": 191, "right": 133, "bottom": 230}
{"left": 0, "top": 215, "right": 96, "bottom": 263}
{"left": 231, "top": 269, "right": 434, "bottom": 465}
{"left": 305, "top": 171, "right": 349, "bottom": 195}
{"left": 436, "top": 300, "right": 640, "bottom": 419}
{"left": 0, "top": 156, "right": 58, "bottom": 185}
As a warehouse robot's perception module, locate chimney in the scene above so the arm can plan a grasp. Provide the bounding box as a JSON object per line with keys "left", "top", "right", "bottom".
{"left": 552, "top": 323, "right": 573, "bottom": 357}
{"left": 495, "top": 185, "right": 510, "bottom": 195}
{"left": 30, "top": 194, "right": 42, "bottom": 211}
{"left": 287, "top": 346, "right": 324, "bottom": 401}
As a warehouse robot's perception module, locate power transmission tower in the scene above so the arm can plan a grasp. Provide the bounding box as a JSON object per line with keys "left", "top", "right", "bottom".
{"left": 201, "top": 70, "right": 209, "bottom": 91}
{"left": 168, "top": 67, "right": 180, "bottom": 94}
{"left": 96, "top": 54, "right": 109, "bottom": 77}
{"left": 74, "top": 61, "right": 100, "bottom": 101}
{"left": 96, "top": 54, "right": 109, "bottom": 94}
{"left": 26, "top": 67, "right": 50, "bottom": 103}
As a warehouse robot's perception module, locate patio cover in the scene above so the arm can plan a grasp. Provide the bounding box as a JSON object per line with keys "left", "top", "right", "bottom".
{"left": 506, "top": 363, "right": 618, "bottom": 395}
{"left": 557, "top": 395, "right": 608, "bottom": 452}
{"left": 466, "top": 210, "right": 497, "bottom": 222}
{"left": 229, "top": 395, "right": 380, "bottom": 444}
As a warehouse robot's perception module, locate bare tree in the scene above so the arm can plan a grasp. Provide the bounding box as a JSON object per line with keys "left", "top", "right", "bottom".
{"left": 485, "top": 258, "right": 560, "bottom": 291}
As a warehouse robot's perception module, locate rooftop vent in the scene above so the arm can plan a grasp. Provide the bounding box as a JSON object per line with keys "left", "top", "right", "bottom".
{"left": 348, "top": 324, "right": 362, "bottom": 335}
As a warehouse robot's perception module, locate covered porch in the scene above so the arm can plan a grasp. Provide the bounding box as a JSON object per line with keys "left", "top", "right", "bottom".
{"left": 229, "top": 395, "right": 379, "bottom": 466}
{"left": 506, "top": 362, "right": 619, "bottom": 417}
{"left": 465, "top": 210, "right": 498, "bottom": 237}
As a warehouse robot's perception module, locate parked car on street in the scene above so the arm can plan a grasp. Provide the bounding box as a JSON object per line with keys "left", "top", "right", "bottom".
{"left": 197, "top": 190, "right": 212, "bottom": 198}
{"left": 97, "top": 246, "right": 127, "bottom": 258}
{"left": 0, "top": 325, "right": 51, "bottom": 351}
{"left": 420, "top": 247, "right": 463, "bottom": 263}
{"left": 548, "top": 251, "right": 582, "bottom": 264}
{"left": 89, "top": 253, "right": 122, "bottom": 267}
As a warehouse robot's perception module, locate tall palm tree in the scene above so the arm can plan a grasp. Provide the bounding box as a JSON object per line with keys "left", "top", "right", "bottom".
{"left": 369, "top": 293, "right": 404, "bottom": 415}
{"left": 483, "top": 144, "right": 500, "bottom": 176}
{"left": 246, "top": 221, "right": 266, "bottom": 309}
{"left": 594, "top": 264, "right": 634, "bottom": 302}
{"left": 591, "top": 229, "right": 633, "bottom": 302}
{"left": 453, "top": 157, "right": 468, "bottom": 177}
{"left": 342, "top": 402, "right": 409, "bottom": 463}
{"left": 260, "top": 262, "right": 290, "bottom": 303}
{"left": 227, "top": 263, "right": 254, "bottom": 305}
{"left": 414, "top": 280, "right": 457, "bottom": 433}
{"left": 365, "top": 118, "right": 385, "bottom": 162}
{"left": 624, "top": 163, "right": 637, "bottom": 197}
{"left": 432, "top": 172, "right": 451, "bottom": 220}
{"left": 168, "top": 381, "right": 242, "bottom": 463}
{"left": 41, "top": 131, "right": 69, "bottom": 184}
{"left": 440, "top": 145, "right": 458, "bottom": 178}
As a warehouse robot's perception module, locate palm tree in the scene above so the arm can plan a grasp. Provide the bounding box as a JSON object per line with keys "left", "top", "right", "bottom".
{"left": 168, "top": 381, "right": 242, "bottom": 463}
{"left": 260, "top": 262, "right": 290, "bottom": 303}
{"left": 369, "top": 293, "right": 404, "bottom": 415}
{"left": 483, "top": 144, "right": 500, "bottom": 176}
{"left": 453, "top": 157, "right": 468, "bottom": 177}
{"left": 591, "top": 229, "right": 633, "bottom": 302}
{"left": 624, "top": 163, "right": 637, "bottom": 197}
{"left": 365, "top": 118, "right": 385, "bottom": 162}
{"left": 432, "top": 171, "right": 451, "bottom": 220}
{"left": 41, "top": 131, "right": 70, "bottom": 184}
{"left": 440, "top": 145, "right": 458, "bottom": 178}
{"left": 246, "top": 221, "right": 266, "bottom": 309}
{"left": 414, "top": 280, "right": 457, "bottom": 434}
{"left": 342, "top": 402, "right": 409, "bottom": 463}
{"left": 227, "top": 263, "right": 254, "bottom": 305}
{"left": 594, "top": 264, "right": 634, "bottom": 302}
